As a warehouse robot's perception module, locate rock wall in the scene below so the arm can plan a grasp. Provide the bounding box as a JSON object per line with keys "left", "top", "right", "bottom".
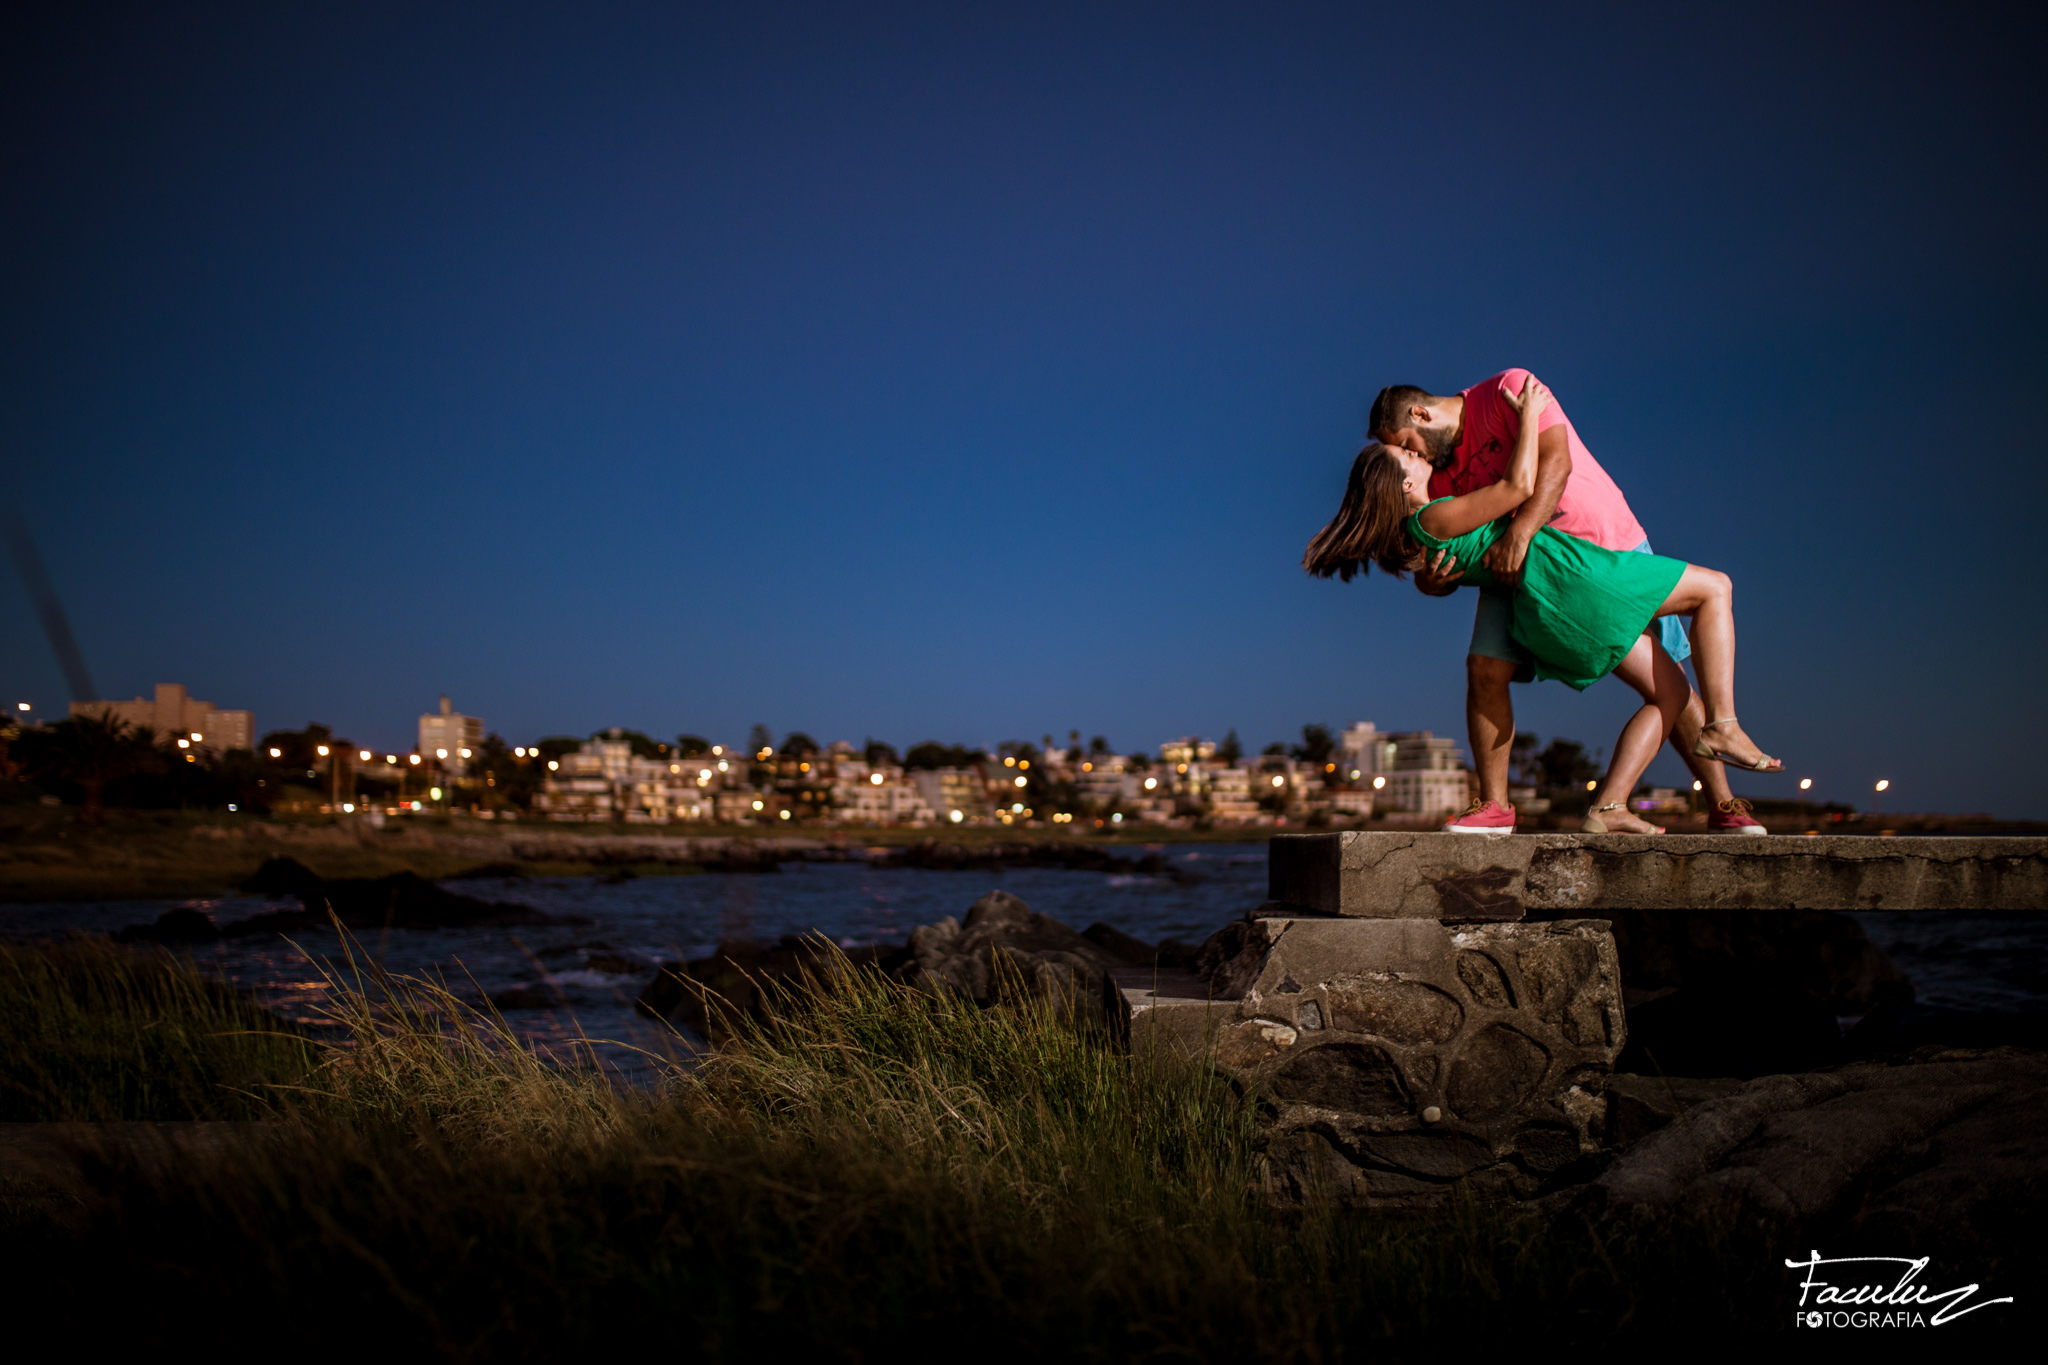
{"left": 1138, "top": 916, "right": 1627, "bottom": 1206}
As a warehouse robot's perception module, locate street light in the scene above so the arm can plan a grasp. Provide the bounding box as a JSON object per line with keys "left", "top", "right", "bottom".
{"left": 1799, "top": 778, "right": 1813, "bottom": 791}
{"left": 1372, "top": 775, "right": 1386, "bottom": 790}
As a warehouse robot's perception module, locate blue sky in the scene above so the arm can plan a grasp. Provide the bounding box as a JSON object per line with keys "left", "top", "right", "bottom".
{"left": 5, "top": 2, "right": 2044, "bottom": 815}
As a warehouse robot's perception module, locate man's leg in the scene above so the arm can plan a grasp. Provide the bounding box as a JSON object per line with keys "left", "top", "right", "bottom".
{"left": 1463, "top": 586, "right": 1529, "bottom": 811}
{"left": 1468, "top": 653, "right": 1519, "bottom": 806}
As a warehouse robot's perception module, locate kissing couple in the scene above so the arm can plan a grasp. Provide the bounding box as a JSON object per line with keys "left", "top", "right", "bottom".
{"left": 1303, "top": 369, "right": 1780, "bottom": 836}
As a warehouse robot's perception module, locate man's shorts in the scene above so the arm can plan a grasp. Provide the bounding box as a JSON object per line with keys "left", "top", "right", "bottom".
{"left": 1469, "top": 538, "right": 1690, "bottom": 676}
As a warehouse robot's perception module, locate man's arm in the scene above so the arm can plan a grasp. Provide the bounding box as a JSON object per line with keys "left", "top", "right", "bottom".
{"left": 1482, "top": 423, "right": 1569, "bottom": 586}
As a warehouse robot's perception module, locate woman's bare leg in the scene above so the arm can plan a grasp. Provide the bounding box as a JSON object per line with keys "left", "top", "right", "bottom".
{"left": 1656, "top": 564, "right": 1778, "bottom": 770}
{"left": 1587, "top": 635, "right": 1688, "bottom": 832}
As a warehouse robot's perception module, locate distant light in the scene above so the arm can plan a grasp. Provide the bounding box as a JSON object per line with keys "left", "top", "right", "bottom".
{"left": 716, "top": 761, "right": 728, "bottom": 772}
{"left": 1350, "top": 769, "right": 1362, "bottom": 780}
{"left": 778, "top": 809, "right": 791, "bottom": 820}
{"left": 1014, "top": 775, "right": 1028, "bottom": 788}
{"left": 1143, "top": 777, "right": 1158, "bottom": 790}
{"left": 799, "top": 762, "right": 810, "bottom": 772}
{"left": 547, "top": 760, "right": 559, "bottom": 771}
{"left": 1800, "top": 778, "right": 1813, "bottom": 790}
{"left": 751, "top": 799, "right": 764, "bottom": 811}
{"left": 386, "top": 754, "right": 397, "bottom": 764}
{"left": 177, "top": 738, "right": 190, "bottom": 749}
{"left": 1272, "top": 775, "right": 1286, "bottom": 788}
{"left": 1586, "top": 780, "right": 1597, "bottom": 791}
{"left": 1876, "top": 779, "right": 1890, "bottom": 793}
{"left": 429, "top": 787, "right": 442, "bottom": 801}
{"left": 360, "top": 750, "right": 373, "bottom": 761}
{"left": 1177, "top": 763, "right": 1187, "bottom": 774}
{"left": 711, "top": 745, "right": 723, "bottom": 756}
{"left": 191, "top": 732, "right": 203, "bottom": 742}
{"left": 670, "top": 764, "right": 680, "bottom": 773}
{"left": 1081, "top": 762, "right": 1093, "bottom": 772}
{"left": 870, "top": 772, "right": 884, "bottom": 786}
{"left": 227, "top": 803, "right": 237, "bottom": 812}
{"left": 342, "top": 803, "right": 354, "bottom": 814}
{"left": 316, "top": 745, "right": 329, "bottom": 757}
{"left": 949, "top": 809, "right": 963, "bottom": 823}
{"left": 436, "top": 748, "right": 448, "bottom": 760}
{"left": 699, "top": 769, "right": 712, "bottom": 780}
{"left": 14, "top": 702, "right": 27, "bottom": 712}
{"left": 268, "top": 747, "right": 282, "bottom": 758}
{"left": 1018, "top": 760, "right": 1030, "bottom": 771}
{"left": 459, "top": 748, "right": 471, "bottom": 759}
{"left": 409, "top": 754, "right": 421, "bottom": 765}
{"left": 410, "top": 801, "right": 421, "bottom": 811}
{"left": 1692, "top": 780, "right": 1702, "bottom": 792}
{"left": 1012, "top": 802, "right": 1024, "bottom": 813}
{"left": 1112, "top": 813, "right": 1123, "bottom": 823}
{"left": 1372, "top": 775, "right": 1386, "bottom": 790}
{"left": 1324, "top": 763, "right": 1335, "bottom": 773}
{"left": 1004, "top": 756, "right": 1016, "bottom": 767}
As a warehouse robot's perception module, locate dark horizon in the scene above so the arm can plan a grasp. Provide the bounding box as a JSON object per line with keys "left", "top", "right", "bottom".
{"left": 5, "top": 2, "right": 2044, "bottom": 816}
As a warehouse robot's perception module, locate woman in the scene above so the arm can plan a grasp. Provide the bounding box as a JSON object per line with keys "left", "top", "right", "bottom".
{"left": 1302, "top": 376, "right": 1778, "bottom": 834}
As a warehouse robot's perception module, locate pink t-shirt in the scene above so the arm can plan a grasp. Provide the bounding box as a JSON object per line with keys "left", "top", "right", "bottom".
{"left": 1426, "top": 368, "right": 1646, "bottom": 552}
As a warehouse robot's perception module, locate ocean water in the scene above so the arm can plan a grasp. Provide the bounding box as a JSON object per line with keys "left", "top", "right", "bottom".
{"left": 2, "top": 846, "right": 2040, "bottom": 1073}
{"left": 0, "top": 846, "right": 1270, "bottom": 1066}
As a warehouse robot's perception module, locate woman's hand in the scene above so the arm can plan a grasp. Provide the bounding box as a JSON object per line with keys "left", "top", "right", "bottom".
{"left": 1502, "top": 374, "right": 1552, "bottom": 420}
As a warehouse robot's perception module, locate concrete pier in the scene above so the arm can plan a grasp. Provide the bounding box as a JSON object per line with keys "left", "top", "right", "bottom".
{"left": 1266, "top": 831, "right": 2048, "bottom": 919}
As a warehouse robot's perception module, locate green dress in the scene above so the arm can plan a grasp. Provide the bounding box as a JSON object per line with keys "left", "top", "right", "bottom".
{"left": 1407, "top": 499, "right": 1687, "bottom": 691}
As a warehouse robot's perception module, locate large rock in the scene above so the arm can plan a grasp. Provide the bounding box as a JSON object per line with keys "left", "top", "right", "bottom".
{"left": 898, "top": 890, "right": 1129, "bottom": 1024}
{"left": 636, "top": 892, "right": 1195, "bottom": 1039}
{"left": 1550, "top": 1047, "right": 2048, "bottom": 1279}
{"left": 1268, "top": 831, "right": 2048, "bottom": 918}
{"left": 1130, "top": 915, "right": 1627, "bottom": 1206}
{"left": 635, "top": 936, "right": 907, "bottom": 1040}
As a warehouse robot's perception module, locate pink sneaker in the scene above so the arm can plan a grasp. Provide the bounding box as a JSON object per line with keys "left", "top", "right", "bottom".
{"left": 1708, "top": 797, "right": 1768, "bottom": 835}
{"left": 1443, "top": 799, "right": 1516, "bottom": 834}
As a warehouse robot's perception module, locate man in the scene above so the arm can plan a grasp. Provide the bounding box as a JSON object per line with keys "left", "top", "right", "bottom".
{"left": 1368, "top": 368, "right": 1765, "bottom": 835}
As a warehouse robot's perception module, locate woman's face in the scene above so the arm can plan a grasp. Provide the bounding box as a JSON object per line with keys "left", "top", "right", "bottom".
{"left": 1389, "top": 447, "right": 1433, "bottom": 509}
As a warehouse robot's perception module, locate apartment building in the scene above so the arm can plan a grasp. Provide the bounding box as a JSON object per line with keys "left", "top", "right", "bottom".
{"left": 72, "top": 683, "right": 254, "bottom": 752}
{"left": 418, "top": 696, "right": 485, "bottom": 774}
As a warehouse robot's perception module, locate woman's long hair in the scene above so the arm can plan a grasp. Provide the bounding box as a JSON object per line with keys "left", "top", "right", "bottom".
{"left": 1302, "top": 443, "right": 1419, "bottom": 581}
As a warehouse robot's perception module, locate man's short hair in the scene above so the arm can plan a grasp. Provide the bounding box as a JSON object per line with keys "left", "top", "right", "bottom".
{"left": 1368, "top": 385, "right": 1434, "bottom": 439}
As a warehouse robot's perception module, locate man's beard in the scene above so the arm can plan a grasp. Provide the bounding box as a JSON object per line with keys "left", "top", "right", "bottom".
{"left": 1419, "top": 423, "right": 1461, "bottom": 470}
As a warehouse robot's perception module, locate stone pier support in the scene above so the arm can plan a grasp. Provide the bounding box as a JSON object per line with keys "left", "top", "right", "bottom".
{"left": 1119, "top": 831, "right": 2048, "bottom": 1206}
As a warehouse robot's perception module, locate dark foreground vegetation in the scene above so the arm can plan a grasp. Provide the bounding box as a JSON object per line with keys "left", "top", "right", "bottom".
{"left": 0, "top": 938, "right": 1791, "bottom": 1354}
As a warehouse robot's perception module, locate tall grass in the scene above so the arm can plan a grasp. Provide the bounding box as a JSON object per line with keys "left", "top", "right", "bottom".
{"left": 0, "top": 935, "right": 318, "bottom": 1120}
{"left": 0, "top": 939, "right": 1780, "bottom": 1354}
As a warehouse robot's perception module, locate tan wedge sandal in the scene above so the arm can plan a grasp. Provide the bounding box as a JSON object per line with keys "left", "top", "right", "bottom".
{"left": 1690, "top": 716, "right": 1782, "bottom": 772}
{"left": 1582, "top": 801, "right": 1664, "bottom": 835}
